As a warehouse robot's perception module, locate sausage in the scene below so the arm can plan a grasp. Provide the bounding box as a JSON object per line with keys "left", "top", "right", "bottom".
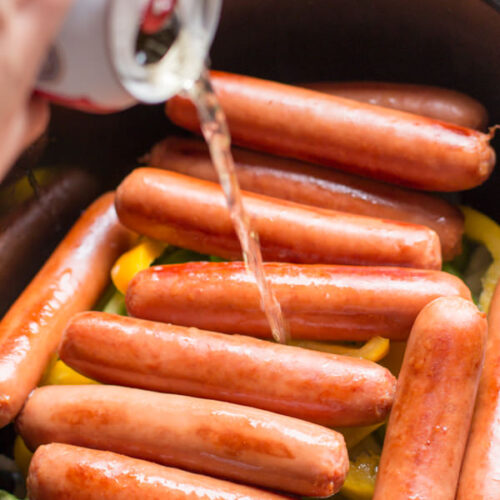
{"left": 28, "top": 443, "right": 290, "bottom": 500}
{"left": 373, "top": 297, "right": 486, "bottom": 500}
{"left": 115, "top": 168, "right": 442, "bottom": 269}
{"left": 126, "top": 261, "right": 471, "bottom": 341}
{"left": 60, "top": 311, "right": 396, "bottom": 427}
{"left": 0, "top": 193, "right": 133, "bottom": 427}
{"left": 165, "top": 71, "right": 496, "bottom": 191}
{"left": 0, "top": 168, "right": 100, "bottom": 315}
{"left": 17, "top": 385, "right": 348, "bottom": 497}
{"left": 456, "top": 280, "right": 500, "bottom": 499}
{"left": 148, "top": 136, "right": 464, "bottom": 260}
{"left": 301, "top": 81, "right": 488, "bottom": 130}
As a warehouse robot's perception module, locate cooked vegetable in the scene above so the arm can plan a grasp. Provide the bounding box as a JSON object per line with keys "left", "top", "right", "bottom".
{"left": 111, "top": 238, "right": 166, "bottom": 294}
{"left": 462, "top": 206, "right": 500, "bottom": 312}
{"left": 40, "top": 360, "right": 98, "bottom": 386}
{"left": 290, "top": 337, "right": 389, "bottom": 362}
{"left": 340, "top": 435, "right": 381, "bottom": 500}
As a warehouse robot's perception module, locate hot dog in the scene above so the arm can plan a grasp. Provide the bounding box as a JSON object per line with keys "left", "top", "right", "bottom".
{"left": 0, "top": 168, "right": 100, "bottom": 315}
{"left": 148, "top": 137, "right": 464, "bottom": 260}
{"left": 126, "top": 261, "right": 470, "bottom": 341}
{"left": 28, "top": 444, "right": 289, "bottom": 500}
{"left": 0, "top": 193, "right": 133, "bottom": 428}
{"left": 115, "top": 168, "right": 442, "bottom": 269}
{"left": 59, "top": 311, "right": 396, "bottom": 427}
{"left": 17, "top": 385, "right": 348, "bottom": 497}
{"left": 165, "top": 71, "right": 496, "bottom": 191}
{"left": 373, "top": 297, "right": 486, "bottom": 500}
{"left": 301, "top": 81, "right": 488, "bottom": 130}
{"left": 456, "top": 280, "right": 500, "bottom": 499}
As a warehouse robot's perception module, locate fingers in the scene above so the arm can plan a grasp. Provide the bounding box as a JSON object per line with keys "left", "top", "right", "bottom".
{"left": 1, "top": 0, "right": 73, "bottom": 98}
{"left": 0, "top": 0, "right": 72, "bottom": 181}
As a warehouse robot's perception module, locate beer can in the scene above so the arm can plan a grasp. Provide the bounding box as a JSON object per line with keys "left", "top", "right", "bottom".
{"left": 36, "top": 0, "right": 221, "bottom": 112}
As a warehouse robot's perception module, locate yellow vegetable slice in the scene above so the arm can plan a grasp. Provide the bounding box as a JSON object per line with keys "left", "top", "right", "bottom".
{"left": 0, "top": 167, "right": 56, "bottom": 213}
{"left": 336, "top": 421, "right": 385, "bottom": 450}
{"left": 340, "top": 435, "right": 381, "bottom": 500}
{"left": 290, "top": 336, "right": 390, "bottom": 362}
{"left": 462, "top": 206, "right": 500, "bottom": 312}
{"left": 111, "top": 238, "right": 167, "bottom": 294}
{"left": 479, "top": 260, "right": 500, "bottom": 314}
{"left": 462, "top": 206, "right": 500, "bottom": 260}
{"left": 40, "top": 360, "right": 98, "bottom": 386}
{"left": 13, "top": 435, "right": 33, "bottom": 477}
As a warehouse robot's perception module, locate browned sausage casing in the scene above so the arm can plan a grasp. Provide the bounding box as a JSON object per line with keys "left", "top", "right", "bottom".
{"left": 0, "top": 193, "right": 133, "bottom": 427}
{"left": 28, "top": 444, "right": 290, "bottom": 500}
{"left": 165, "top": 71, "right": 495, "bottom": 191}
{"left": 0, "top": 168, "right": 100, "bottom": 315}
{"left": 126, "top": 261, "right": 470, "bottom": 341}
{"left": 456, "top": 281, "right": 500, "bottom": 499}
{"left": 60, "top": 311, "right": 396, "bottom": 427}
{"left": 373, "top": 297, "right": 486, "bottom": 500}
{"left": 17, "top": 385, "right": 348, "bottom": 497}
{"left": 302, "top": 81, "right": 488, "bottom": 130}
{"left": 115, "top": 168, "right": 442, "bottom": 269}
{"left": 148, "top": 137, "right": 464, "bottom": 260}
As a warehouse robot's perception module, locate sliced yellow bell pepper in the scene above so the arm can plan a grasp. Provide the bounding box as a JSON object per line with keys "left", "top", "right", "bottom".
{"left": 13, "top": 435, "right": 33, "bottom": 477}
{"left": 336, "top": 421, "right": 385, "bottom": 450}
{"left": 0, "top": 167, "right": 56, "bottom": 214}
{"left": 40, "top": 360, "right": 98, "bottom": 386}
{"left": 111, "top": 238, "right": 167, "bottom": 294}
{"left": 479, "top": 260, "right": 500, "bottom": 314}
{"left": 462, "top": 206, "right": 500, "bottom": 260}
{"left": 462, "top": 206, "right": 500, "bottom": 313}
{"left": 290, "top": 336, "right": 390, "bottom": 362}
{"left": 341, "top": 435, "right": 381, "bottom": 500}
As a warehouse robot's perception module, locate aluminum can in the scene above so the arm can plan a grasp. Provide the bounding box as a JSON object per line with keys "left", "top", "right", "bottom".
{"left": 36, "top": 0, "right": 221, "bottom": 112}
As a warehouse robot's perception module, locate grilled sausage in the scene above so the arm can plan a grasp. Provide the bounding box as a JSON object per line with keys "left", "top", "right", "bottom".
{"left": 28, "top": 443, "right": 289, "bottom": 500}
{"left": 147, "top": 137, "right": 464, "bottom": 260}
{"left": 456, "top": 280, "right": 500, "bottom": 499}
{"left": 373, "top": 297, "right": 486, "bottom": 500}
{"left": 302, "top": 81, "right": 488, "bottom": 130}
{"left": 0, "top": 193, "right": 133, "bottom": 427}
{"left": 126, "top": 261, "right": 470, "bottom": 341}
{"left": 60, "top": 311, "right": 396, "bottom": 427}
{"left": 17, "top": 385, "right": 348, "bottom": 497}
{"left": 0, "top": 168, "right": 100, "bottom": 315}
{"left": 166, "top": 71, "right": 495, "bottom": 191}
{"left": 115, "top": 168, "right": 442, "bottom": 269}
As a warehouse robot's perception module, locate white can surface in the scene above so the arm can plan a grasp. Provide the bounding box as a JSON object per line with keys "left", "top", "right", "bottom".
{"left": 37, "top": 0, "right": 221, "bottom": 112}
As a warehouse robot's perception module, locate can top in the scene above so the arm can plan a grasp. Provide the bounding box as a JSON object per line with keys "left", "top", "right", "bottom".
{"left": 110, "top": 0, "right": 222, "bottom": 103}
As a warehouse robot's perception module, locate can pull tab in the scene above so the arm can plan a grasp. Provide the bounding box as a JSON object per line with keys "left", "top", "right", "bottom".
{"left": 141, "top": 0, "right": 177, "bottom": 34}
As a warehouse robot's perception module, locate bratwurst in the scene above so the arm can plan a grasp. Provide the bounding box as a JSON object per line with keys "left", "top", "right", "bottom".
{"left": 28, "top": 444, "right": 290, "bottom": 500}
{"left": 17, "top": 385, "right": 348, "bottom": 497}
{"left": 166, "top": 71, "right": 495, "bottom": 191}
{"left": 373, "top": 297, "right": 486, "bottom": 500}
{"left": 0, "top": 193, "right": 132, "bottom": 427}
{"left": 60, "top": 311, "right": 396, "bottom": 427}
{"left": 115, "top": 168, "right": 442, "bottom": 269}
{"left": 126, "top": 261, "right": 470, "bottom": 341}
{"left": 148, "top": 137, "right": 464, "bottom": 260}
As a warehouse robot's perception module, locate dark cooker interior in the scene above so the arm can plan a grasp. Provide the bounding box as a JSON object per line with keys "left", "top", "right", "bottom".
{"left": 0, "top": 0, "right": 499, "bottom": 486}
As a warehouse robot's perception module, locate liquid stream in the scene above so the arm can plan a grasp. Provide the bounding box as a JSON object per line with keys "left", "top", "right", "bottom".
{"left": 188, "top": 70, "right": 289, "bottom": 344}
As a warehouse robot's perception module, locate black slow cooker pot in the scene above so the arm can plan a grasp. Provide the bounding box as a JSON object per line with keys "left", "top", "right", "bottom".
{"left": 0, "top": 0, "right": 499, "bottom": 494}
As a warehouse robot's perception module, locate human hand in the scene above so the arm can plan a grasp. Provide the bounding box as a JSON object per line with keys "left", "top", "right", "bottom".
{"left": 0, "top": 0, "right": 72, "bottom": 182}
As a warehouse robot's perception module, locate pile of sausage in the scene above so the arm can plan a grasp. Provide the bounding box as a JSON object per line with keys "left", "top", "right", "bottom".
{"left": 0, "top": 71, "right": 499, "bottom": 499}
